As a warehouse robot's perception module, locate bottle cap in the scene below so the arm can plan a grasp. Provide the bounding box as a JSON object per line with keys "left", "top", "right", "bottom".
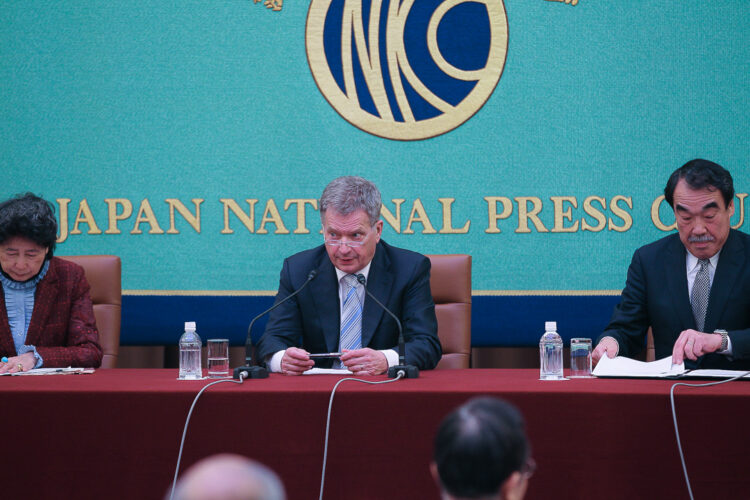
{"left": 545, "top": 321, "right": 557, "bottom": 331}
{"left": 185, "top": 321, "right": 196, "bottom": 331}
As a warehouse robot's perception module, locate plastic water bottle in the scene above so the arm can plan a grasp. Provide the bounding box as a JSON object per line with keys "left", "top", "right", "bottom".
{"left": 539, "top": 321, "right": 564, "bottom": 380}
{"left": 179, "top": 321, "right": 202, "bottom": 380}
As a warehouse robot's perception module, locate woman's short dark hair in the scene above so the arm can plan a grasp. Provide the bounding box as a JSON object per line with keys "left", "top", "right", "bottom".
{"left": 433, "top": 397, "right": 529, "bottom": 498}
{"left": 664, "top": 159, "right": 734, "bottom": 208}
{"left": 0, "top": 193, "right": 58, "bottom": 259}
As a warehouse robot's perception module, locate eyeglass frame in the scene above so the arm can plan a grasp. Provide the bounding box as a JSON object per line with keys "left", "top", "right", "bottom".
{"left": 324, "top": 226, "right": 375, "bottom": 248}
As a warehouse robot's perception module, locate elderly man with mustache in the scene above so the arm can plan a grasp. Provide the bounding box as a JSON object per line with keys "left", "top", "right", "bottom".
{"left": 594, "top": 159, "right": 750, "bottom": 370}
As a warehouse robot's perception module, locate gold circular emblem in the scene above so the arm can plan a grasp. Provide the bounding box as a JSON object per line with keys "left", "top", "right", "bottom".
{"left": 306, "top": 0, "right": 508, "bottom": 141}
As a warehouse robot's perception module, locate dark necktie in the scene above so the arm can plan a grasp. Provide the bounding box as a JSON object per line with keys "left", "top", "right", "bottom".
{"left": 690, "top": 259, "right": 711, "bottom": 332}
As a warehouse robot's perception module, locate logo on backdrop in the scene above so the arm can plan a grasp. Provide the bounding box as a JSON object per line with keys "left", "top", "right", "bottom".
{"left": 305, "top": 0, "right": 508, "bottom": 141}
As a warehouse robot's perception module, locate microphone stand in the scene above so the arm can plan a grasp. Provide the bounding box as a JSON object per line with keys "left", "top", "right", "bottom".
{"left": 233, "top": 270, "right": 318, "bottom": 379}
{"left": 356, "top": 274, "right": 419, "bottom": 379}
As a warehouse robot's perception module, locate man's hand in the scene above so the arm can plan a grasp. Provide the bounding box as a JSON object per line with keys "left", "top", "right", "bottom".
{"left": 0, "top": 352, "right": 35, "bottom": 374}
{"left": 592, "top": 337, "right": 619, "bottom": 367}
{"left": 672, "top": 329, "right": 722, "bottom": 365}
{"left": 280, "top": 347, "right": 314, "bottom": 375}
{"left": 340, "top": 348, "right": 388, "bottom": 375}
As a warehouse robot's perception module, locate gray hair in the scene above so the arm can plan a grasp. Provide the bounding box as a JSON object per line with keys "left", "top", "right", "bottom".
{"left": 319, "top": 176, "right": 382, "bottom": 226}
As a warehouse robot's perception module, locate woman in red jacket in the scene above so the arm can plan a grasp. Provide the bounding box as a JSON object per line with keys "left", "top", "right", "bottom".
{"left": 0, "top": 193, "right": 102, "bottom": 373}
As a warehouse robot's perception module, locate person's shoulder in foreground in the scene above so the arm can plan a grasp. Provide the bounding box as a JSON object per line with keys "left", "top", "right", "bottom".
{"left": 432, "top": 396, "right": 533, "bottom": 500}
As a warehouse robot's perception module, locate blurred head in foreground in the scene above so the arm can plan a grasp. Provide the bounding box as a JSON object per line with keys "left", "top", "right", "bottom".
{"left": 432, "top": 397, "right": 533, "bottom": 500}
{"left": 171, "top": 454, "right": 285, "bottom": 500}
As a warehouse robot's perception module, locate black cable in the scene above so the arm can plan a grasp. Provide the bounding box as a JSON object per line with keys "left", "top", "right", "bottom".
{"left": 169, "top": 374, "right": 247, "bottom": 500}
{"left": 318, "top": 373, "right": 404, "bottom": 500}
{"left": 669, "top": 371, "right": 750, "bottom": 500}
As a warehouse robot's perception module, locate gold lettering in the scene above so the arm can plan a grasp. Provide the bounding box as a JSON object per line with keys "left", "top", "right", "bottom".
{"left": 284, "top": 199, "right": 318, "bottom": 234}
{"left": 438, "top": 198, "right": 470, "bottom": 234}
{"left": 609, "top": 195, "right": 633, "bottom": 232}
{"left": 104, "top": 199, "right": 133, "bottom": 234}
{"left": 403, "top": 199, "right": 437, "bottom": 234}
{"left": 515, "top": 197, "right": 548, "bottom": 233}
{"left": 131, "top": 199, "right": 165, "bottom": 234}
{"left": 70, "top": 199, "right": 102, "bottom": 235}
{"left": 381, "top": 199, "right": 405, "bottom": 233}
{"left": 257, "top": 199, "right": 290, "bottom": 234}
{"left": 484, "top": 196, "right": 513, "bottom": 234}
{"left": 551, "top": 196, "right": 579, "bottom": 233}
{"left": 581, "top": 196, "right": 607, "bottom": 232}
{"left": 650, "top": 195, "right": 676, "bottom": 231}
{"left": 166, "top": 199, "right": 202, "bottom": 234}
{"left": 731, "top": 193, "right": 747, "bottom": 229}
{"left": 220, "top": 199, "right": 259, "bottom": 234}
{"left": 56, "top": 198, "right": 71, "bottom": 243}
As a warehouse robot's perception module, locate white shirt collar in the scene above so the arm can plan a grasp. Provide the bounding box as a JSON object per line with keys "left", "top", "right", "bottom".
{"left": 685, "top": 248, "right": 721, "bottom": 273}
{"left": 335, "top": 261, "right": 372, "bottom": 283}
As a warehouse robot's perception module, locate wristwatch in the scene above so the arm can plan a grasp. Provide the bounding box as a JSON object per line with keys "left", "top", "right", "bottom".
{"left": 714, "top": 329, "right": 729, "bottom": 351}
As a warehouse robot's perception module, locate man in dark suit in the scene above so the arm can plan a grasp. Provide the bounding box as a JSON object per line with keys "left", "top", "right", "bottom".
{"left": 593, "top": 159, "right": 750, "bottom": 369}
{"left": 256, "top": 176, "right": 441, "bottom": 375}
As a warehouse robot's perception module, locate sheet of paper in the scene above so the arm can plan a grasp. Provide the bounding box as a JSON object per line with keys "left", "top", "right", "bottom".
{"left": 303, "top": 368, "right": 353, "bottom": 375}
{"left": 1, "top": 367, "right": 95, "bottom": 376}
{"left": 683, "top": 369, "right": 750, "bottom": 379}
{"left": 593, "top": 355, "right": 685, "bottom": 378}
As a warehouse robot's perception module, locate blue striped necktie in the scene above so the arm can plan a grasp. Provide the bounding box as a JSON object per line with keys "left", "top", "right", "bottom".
{"left": 339, "top": 274, "right": 362, "bottom": 355}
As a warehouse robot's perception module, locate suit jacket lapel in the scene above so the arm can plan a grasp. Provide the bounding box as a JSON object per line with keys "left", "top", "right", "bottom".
{"left": 25, "top": 261, "right": 59, "bottom": 346}
{"left": 310, "top": 255, "right": 341, "bottom": 353}
{"left": 361, "top": 243, "right": 392, "bottom": 348}
{"left": 705, "top": 230, "right": 742, "bottom": 332}
{"left": 665, "top": 236, "right": 695, "bottom": 330}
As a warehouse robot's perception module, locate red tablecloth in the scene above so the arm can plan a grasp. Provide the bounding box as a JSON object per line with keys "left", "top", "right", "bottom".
{"left": 2, "top": 369, "right": 748, "bottom": 499}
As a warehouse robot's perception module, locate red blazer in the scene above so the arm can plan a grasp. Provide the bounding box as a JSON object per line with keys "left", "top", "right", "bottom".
{"left": 0, "top": 257, "right": 103, "bottom": 368}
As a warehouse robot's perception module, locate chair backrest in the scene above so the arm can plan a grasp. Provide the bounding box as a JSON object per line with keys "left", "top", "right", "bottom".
{"left": 427, "top": 255, "right": 471, "bottom": 369}
{"left": 59, "top": 255, "right": 122, "bottom": 368}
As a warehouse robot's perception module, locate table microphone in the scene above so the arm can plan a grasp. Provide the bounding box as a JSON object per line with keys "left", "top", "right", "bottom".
{"left": 355, "top": 274, "right": 419, "bottom": 379}
{"left": 233, "top": 269, "right": 318, "bottom": 379}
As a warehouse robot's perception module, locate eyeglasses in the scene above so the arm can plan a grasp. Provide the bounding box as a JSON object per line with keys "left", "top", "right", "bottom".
{"left": 521, "top": 457, "right": 536, "bottom": 479}
{"left": 324, "top": 231, "right": 372, "bottom": 248}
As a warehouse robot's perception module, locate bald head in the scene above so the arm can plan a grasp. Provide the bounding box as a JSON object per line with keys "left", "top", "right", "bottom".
{"left": 171, "top": 454, "right": 285, "bottom": 500}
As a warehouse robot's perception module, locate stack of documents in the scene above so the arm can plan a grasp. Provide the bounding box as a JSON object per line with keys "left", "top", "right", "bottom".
{"left": 0, "top": 367, "right": 95, "bottom": 376}
{"left": 593, "top": 355, "right": 750, "bottom": 379}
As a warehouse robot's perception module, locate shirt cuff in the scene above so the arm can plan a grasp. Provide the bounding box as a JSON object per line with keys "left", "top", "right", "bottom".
{"left": 267, "top": 350, "right": 285, "bottom": 373}
{"left": 18, "top": 345, "right": 43, "bottom": 369}
{"left": 381, "top": 349, "right": 399, "bottom": 368}
{"left": 718, "top": 336, "right": 733, "bottom": 357}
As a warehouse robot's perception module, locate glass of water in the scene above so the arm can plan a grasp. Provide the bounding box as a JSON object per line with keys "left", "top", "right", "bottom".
{"left": 207, "top": 339, "right": 230, "bottom": 378}
{"left": 569, "top": 338, "right": 593, "bottom": 378}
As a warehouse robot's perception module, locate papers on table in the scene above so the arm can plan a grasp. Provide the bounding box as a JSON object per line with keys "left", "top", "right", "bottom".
{"left": 594, "top": 355, "right": 684, "bottom": 378}
{"left": 593, "top": 355, "right": 750, "bottom": 380}
{"left": 303, "top": 368, "right": 353, "bottom": 375}
{"left": 0, "top": 367, "right": 95, "bottom": 376}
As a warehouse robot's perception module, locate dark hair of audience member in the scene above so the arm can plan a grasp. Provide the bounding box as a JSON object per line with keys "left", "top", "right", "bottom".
{"left": 433, "top": 397, "right": 529, "bottom": 498}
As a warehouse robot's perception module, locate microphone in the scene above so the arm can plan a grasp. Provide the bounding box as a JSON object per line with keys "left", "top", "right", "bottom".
{"left": 355, "top": 274, "right": 419, "bottom": 379}
{"left": 233, "top": 269, "right": 318, "bottom": 379}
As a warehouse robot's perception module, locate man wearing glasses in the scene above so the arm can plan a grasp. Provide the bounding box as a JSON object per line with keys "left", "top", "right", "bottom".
{"left": 256, "top": 176, "right": 442, "bottom": 375}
